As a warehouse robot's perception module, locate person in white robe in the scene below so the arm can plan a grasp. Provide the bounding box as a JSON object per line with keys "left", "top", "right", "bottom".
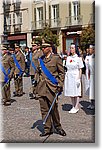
{"left": 84, "top": 48, "right": 90, "bottom": 95}
{"left": 64, "top": 43, "right": 84, "bottom": 113}
{"left": 87, "top": 45, "right": 95, "bottom": 109}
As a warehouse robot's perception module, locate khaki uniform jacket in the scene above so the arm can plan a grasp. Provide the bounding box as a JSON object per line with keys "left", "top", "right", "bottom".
{"left": 0, "top": 53, "right": 15, "bottom": 82}
{"left": 36, "top": 54, "right": 65, "bottom": 96}
{"left": 30, "top": 49, "right": 43, "bottom": 75}
{"left": 14, "top": 51, "right": 25, "bottom": 75}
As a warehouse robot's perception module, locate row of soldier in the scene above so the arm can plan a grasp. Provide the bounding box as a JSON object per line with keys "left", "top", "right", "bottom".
{"left": 0, "top": 41, "right": 67, "bottom": 137}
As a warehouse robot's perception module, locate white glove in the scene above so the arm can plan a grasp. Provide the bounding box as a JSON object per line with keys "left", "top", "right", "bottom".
{"left": 76, "top": 79, "right": 80, "bottom": 88}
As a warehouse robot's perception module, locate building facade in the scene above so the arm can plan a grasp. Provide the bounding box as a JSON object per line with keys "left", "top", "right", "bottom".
{"left": 0, "top": 0, "right": 33, "bottom": 49}
{"left": 32, "top": 0, "right": 95, "bottom": 53}
{"left": 0, "top": 0, "right": 95, "bottom": 52}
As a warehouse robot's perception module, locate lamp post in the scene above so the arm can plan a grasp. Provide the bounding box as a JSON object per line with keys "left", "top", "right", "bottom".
{"left": 2, "top": 0, "right": 9, "bottom": 47}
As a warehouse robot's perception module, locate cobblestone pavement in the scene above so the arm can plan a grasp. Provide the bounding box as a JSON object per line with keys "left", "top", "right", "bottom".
{"left": 1, "top": 77, "right": 95, "bottom": 143}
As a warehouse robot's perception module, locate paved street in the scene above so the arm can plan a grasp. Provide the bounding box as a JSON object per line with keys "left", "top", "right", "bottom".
{"left": 1, "top": 77, "right": 95, "bottom": 143}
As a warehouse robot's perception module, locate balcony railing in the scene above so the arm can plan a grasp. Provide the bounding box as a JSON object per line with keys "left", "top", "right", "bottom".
{"left": 65, "top": 15, "right": 83, "bottom": 27}
{"left": 32, "top": 20, "right": 46, "bottom": 30}
{"left": 13, "top": 24, "right": 21, "bottom": 33}
{"left": 32, "top": 18, "right": 61, "bottom": 30}
{"left": 49, "top": 18, "right": 61, "bottom": 28}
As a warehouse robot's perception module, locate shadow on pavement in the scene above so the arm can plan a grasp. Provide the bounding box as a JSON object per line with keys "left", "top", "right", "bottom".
{"left": 11, "top": 99, "right": 16, "bottom": 103}
{"left": 62, "top": 104, "right": 72, "bottom": 111}
{"left": 31, "top": 120, "right": 44, "bottom": 133}
{"left": 80, "top": 101, "right": 95, "bottom": 115}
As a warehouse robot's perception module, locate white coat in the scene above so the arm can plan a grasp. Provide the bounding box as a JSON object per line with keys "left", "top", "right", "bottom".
{"left": 85, "top": 55, "right": 90, "bottom": 95}
{"left": 64, "top": 54, "right": 84, "bottom": 97}
{"left": 88, "top": 54, "right": 95, "bottom": 99}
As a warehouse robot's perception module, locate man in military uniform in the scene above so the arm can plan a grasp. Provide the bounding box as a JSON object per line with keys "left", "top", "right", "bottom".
{"left": 13, "top": 44, "right": 25, "bottom": 97}
{"left": 29, "top": 41, "right": 43, "bottom": 99}
{"left": 36, "top": 43, "right": 66, "bottom": 137}
{"left": 0, "top": 46, "right": 15, "bottom": 106}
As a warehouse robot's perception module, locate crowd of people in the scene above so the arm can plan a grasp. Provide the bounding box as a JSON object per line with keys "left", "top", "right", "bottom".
{"left": 0, "top": 41, "right": 95, "bottom": 137}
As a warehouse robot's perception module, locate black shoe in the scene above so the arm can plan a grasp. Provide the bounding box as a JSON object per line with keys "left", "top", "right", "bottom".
{"left": 35, "top": 97, "right": 39, "bottom": 100}
{"left": 18, "top": 94, "right": 23, "bottom": 97}
{"left": 87, "top": 104, "right": 95, "bottom": 110}
{"left": 40, "top": 131, "right": 53, "bottom": 137}
{"left": 3, "top": 101, "right": 11, "bottom": 106}
{"left": 13, "top": 93, "right": 18, "bottom": 97}
{"left": 29, "top": 93, "right": 35, "bottom": 99}
{"left": 55, "top": 128, "right": 66, "bottom": 136}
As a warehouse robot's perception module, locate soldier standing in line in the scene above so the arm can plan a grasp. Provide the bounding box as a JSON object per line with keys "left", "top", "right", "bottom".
{"left": 35, "top": 42, "right": 66, "bottom": 137}
{"left": 29, "top": 41, "right": 43, "bottom": 99}
{"left": 13, "top": 44, "right": 25, "bottom": 97}
{"left": 24, "top": 46, "right": 30, "bottom": 77}
{"left": 0, "top": 46, "right": 15, "bottom": 106}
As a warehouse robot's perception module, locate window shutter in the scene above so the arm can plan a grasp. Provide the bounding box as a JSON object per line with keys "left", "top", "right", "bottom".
{"left": 13, "top": 13, "right": 15, "bottom": 24}
{"left": 69, "top": 2, "right": 71, "bottom": 16}
{"left": 49, "top": 5, "right": 51, "bottom": 26}
{"left": 19, "top": 12, "right": 22, "bottom": 24}
{"left": 41, "top": 7, "right": 43, "bottom": 20}
{"left": 78, "top": 1, "right": 80, "bottom": 16}
{"left": 56, "top": 4, "right": 59, "bottom": 18}
{"left": 34, "top": 8, "right": 36, "bottom": 21}
{"left": 34, "top": 8, "right": 36, "bottom": 27}
{"left": 69, "top": 2, "right": 71, "bottom": 24}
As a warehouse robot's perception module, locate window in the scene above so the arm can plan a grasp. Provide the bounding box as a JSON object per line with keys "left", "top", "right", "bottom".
{"left": 12, "top": 0, "right": 21, "bottom": 4}
{"left": 19, "top": 12, "right": 22, "bottom": 24}
{"left": 4, "top": 0, "right": 11, "bottom": 5}
{"left": 8, "top": 14, "right": 11, "bottom": 25}
{"left": 52, "top": 4, "right": 59, "bottom": 20}
{"left": 17, "top": 12, "right": 22, "bottom": 24}
{"left": 70, "top": 0, "right": 80, "bottom": 24}
{"left": 73, "top": 1, "right": 78, "bottom": 17}
{"left": 72, "top": 1, "right": 80, "bottom": 17}
{"left": 36, "top": 7, "right": 43, "bottom": 29}
{"left": 50, "top": 4, "right": 59, "bottom": 27}
{"left": 13, "top": 13, "right": 15, "bottom": 24}
{"left": 37, "top": 7, "right": 43, "bottom": 21}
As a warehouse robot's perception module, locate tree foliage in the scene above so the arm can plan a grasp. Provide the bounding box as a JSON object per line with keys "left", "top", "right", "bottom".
{"left": 37, "top": 24, "right": 60, "bottom": 47}
{"left": 80, "top": 25, "right": 95, "bottom": 50}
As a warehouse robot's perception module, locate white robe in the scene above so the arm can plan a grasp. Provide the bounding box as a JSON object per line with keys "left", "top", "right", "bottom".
{"left": 88, "top": 54, "right": 95, "bottom": 99}
{"left": 64, "top": 54, "right": 84, "bottom": 97}
{"left": 85, "top": 55, "right": 90, "bottom": 95}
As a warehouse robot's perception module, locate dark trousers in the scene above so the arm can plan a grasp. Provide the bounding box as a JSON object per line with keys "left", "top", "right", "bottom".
{"left": 30, "top": 75, "right": 36, "bottom": 95}
{"left": 1, "top": 81, "right": 11, "bottom": 102}
{"left": 14, "top": 75, "right": 23, "bottom": 95}
{"left": 25, "top": 62, "right": 30, "bottom": 76}
{"left": 39, "top": 91, "right": 62, "bottom": 133}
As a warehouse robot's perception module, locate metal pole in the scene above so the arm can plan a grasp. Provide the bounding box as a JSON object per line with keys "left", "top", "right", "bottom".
{"left": 43, "top": 92, "right": 59, "bottom": 125}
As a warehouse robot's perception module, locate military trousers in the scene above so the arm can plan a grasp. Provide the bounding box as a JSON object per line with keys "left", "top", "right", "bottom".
{"left": 14, "top": 75, "right": 23, "bottom": 95}
{"left": 30, "top": 75, "right": 36, "bottom": 95}
{"left": 1, "top": 81, "right": 11, "bottom": 103}
{"left": 39, "top": 89, "right": 62, "bottom": 133}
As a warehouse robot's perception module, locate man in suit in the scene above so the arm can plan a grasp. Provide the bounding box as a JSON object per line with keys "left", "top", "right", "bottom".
{"left": 24, "top": 46, "right": 30, "bottom": 77}
{"left": 29, "top": 41, "right": 43, "bottom": 99}
{"left": 13, "top": 44, "right": 25, "bottom": 97}
{"left": 36, "top": 43, "right": 66, "bottom": 137}
{"left": 0, "top": 45, "right": 15, "bottom": 106}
